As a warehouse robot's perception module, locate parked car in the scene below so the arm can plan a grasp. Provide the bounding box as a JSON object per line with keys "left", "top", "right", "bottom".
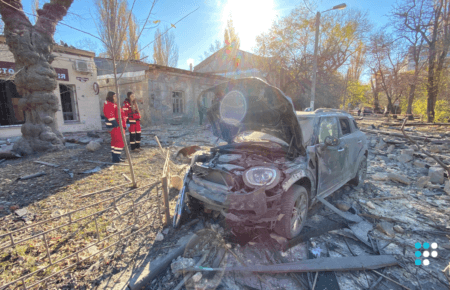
{"left": 362, "top": 107, "right": 373, "bottom": 116}
{"left": 173, "top": 78, "right": 368, "bottom": 239}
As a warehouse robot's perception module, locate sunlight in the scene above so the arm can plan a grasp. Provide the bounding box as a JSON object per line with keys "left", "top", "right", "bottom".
{"left": 218, "top": 0, "right": 278, "bottom": 51}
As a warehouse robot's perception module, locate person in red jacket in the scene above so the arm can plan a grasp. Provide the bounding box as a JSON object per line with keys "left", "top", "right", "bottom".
{"left": 124, "top": 92, "right": 142, "bottom": 151}
{"left": 103, "top": 91, "right": 127, "bottom": 163}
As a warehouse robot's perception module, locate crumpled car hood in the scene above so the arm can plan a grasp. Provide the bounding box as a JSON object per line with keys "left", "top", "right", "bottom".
{"left": 199, "top": 78, "right": 304, "bottom": 155}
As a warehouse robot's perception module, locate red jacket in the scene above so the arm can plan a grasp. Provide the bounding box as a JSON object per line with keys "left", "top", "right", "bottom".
{"left": 123, "top": 100, "right": 141, "bottom": 124}
{"left": 103, "top": 101, "right": 127, "bottom": 129}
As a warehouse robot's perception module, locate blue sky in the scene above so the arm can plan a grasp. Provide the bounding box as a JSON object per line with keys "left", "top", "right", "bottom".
{"left": 19, "top": 0, "right": 396, "bottom": 71}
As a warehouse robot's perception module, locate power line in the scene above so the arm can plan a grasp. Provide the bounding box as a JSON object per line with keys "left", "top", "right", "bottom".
{"left": 0, "top": 0, "right": 103, "bottom": 42}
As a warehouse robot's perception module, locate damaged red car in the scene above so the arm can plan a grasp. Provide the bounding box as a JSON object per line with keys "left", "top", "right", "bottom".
{"left": 173, "top": 78, "right": 368, "bottom": 239}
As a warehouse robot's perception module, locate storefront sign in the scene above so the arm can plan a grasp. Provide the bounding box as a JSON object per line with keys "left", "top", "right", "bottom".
{"left": 0, "top": 61, "right": 69, "bottom": 81}
{"left": 54, "top": 68, "right": 69, "bottom": 81}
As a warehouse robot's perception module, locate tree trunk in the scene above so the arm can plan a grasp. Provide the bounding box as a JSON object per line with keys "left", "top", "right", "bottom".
{"left": 0, "top": 0, "right": 73, "bottom": 155}
{"left": 407, "top": 84, "right": 416, "bottom": 120}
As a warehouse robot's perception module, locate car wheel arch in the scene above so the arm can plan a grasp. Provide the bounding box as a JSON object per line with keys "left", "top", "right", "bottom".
{"left": 294, "top": 177, "right": 312, "bottom": 203}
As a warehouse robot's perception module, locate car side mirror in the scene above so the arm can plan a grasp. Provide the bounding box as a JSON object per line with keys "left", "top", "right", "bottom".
{"left": 324, "top": 136, "right": 339, "bottom": 147}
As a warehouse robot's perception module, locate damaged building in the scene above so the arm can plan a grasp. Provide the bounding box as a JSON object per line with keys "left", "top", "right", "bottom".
{"left": 0, "top": 36, "right": 102, "bottom": 138}
{"left": 95, "top": 58, "right": 229, "bottom": 126}
{"left": 193, "top": 47, "right": 287, "bottom": 91}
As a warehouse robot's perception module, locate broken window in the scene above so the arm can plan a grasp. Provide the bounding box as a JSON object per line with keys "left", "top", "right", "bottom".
{"left": 339, "top": 118, "right": 351, "bottom": 135}
{"left": 0, "top": 81, "right": 25, "bottom": 126}
{"left": 318, "top": 117, "right": 339, "bottom": 144}
{"left": 172, "top": 91, "right": 183, "bottom": 114}
{"left": 59, "top": 84, "right": 79, "bottom": 122}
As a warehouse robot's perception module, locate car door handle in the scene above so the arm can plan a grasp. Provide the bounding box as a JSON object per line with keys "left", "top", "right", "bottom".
{"left": 338, "top": 148, "right": 344, "bottom": 152}
{"left": 357, "top": 140, "right": 362, "bottom": 144}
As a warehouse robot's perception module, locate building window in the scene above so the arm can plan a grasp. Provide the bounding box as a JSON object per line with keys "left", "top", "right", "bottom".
{"left": 59, "top": 84, "right": 79, "bottom": 122}
{"left": 0, "top": 81, "right": 25, "bottom": 126}
{"left": 172, "top": 91, "right": 183, "bottom": 114}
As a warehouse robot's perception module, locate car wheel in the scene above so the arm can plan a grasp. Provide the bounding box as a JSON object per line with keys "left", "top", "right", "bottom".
{"left": 274, "top": 185, "right": 308, "bottom": 239}
{"left": 350, "top": 155, "right": 367, "bottom": 188}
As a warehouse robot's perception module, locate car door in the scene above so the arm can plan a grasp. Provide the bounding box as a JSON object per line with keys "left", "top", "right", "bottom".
{"left": 316, "top": 116, "right": 346, "bottom": 195}
{"left": 338, "top": 117, "right": 353, "bottom": 181}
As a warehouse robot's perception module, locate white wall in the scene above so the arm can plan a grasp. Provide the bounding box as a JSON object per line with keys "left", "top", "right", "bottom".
{"left": 0, "top": 42, "right": 102, "bottom": 138}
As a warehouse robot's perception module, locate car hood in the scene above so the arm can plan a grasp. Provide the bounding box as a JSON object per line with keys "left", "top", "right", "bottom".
{"left": 199, "top": 78, "right": 304, "bottom": 155}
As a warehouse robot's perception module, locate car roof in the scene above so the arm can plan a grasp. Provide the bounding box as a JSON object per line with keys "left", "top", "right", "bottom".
{"left": 296, "top": 109, "right": 354, "bottom": 119}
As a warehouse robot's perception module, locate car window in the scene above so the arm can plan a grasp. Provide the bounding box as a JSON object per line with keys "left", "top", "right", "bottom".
{"left": 339, "top": 118, "right": 352, "bottom": 136}
{"left": 297, "top": 117, "right": 315, "bottom": 146}
{"left": 318, "top": 117, "right": 339, "bottom": 144}
{"left": 352, "top": 119, "right": 359, "bottom": 130}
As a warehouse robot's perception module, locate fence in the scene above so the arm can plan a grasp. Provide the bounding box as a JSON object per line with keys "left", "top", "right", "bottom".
{"left": 0, "top": 179, "right": 163, "bottom": 290}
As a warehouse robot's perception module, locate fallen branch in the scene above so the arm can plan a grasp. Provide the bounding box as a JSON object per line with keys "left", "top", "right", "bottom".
{"left": 401, "top": 119, "right": 450, "bottom": 178}
{"left": 16, "top": 172, "right": 46, "bottom": 181}
{"left": 122, "top": 173, "right": 132, "bottom": 182}
{"left": 33, "top": 161, "right": 59, "bottom": 168}
{"left": 78, "top": 182, "right": 132, "bottom": 198}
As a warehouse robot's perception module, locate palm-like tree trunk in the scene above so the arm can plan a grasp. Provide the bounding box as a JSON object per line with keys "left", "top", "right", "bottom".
{"left": 0, "top": 0, "right": 73, "bottom": 155}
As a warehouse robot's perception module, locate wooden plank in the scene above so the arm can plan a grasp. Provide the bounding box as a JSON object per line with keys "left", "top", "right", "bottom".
{"left": 161, "top": 150, "right": 171, "bottom": 226}
{"left": 161, "top": 176, "right": 171, "bottom": 226}
{"left": 184, "top": 255, "right": 398, "bottom": 273}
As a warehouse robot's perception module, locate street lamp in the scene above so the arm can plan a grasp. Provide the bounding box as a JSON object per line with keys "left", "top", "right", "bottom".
{"left": 310, "top": 3, "right": 346, "bottom": 111}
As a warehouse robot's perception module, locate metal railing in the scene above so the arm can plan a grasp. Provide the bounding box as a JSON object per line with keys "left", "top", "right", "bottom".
{"left": 0, "top": 180, "right": 162, "bottom": 290}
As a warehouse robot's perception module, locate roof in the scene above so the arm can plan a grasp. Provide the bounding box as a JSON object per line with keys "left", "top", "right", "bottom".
{"left": 0, "top": 35, "right": 95, "bottom": 58}
{"left": 194, "top": 47, "right": 273, "bottom": 73}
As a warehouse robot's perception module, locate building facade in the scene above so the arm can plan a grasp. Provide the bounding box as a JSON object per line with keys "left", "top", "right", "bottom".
{"left": 96, "top": 59, "right": 229, "bottom": 126}
{"left": 0, "top": 36, "right": 102, "bottom": 137}
{"left": 194, "top": 48, "right": 286, "bottom": 89}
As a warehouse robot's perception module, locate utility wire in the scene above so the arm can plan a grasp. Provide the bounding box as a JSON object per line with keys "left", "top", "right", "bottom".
{"left": 0, "top": 0, "right": 103, "bottom": 42}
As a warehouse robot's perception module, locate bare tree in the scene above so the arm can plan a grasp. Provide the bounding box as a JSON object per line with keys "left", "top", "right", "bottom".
{"left": 391, "top": 0, "right": 428, "bottom": 119}
{"left": 31, "top": 0, "right": 38, "bottom": 24}
{"left": 75, "top": 37, "right": 100, "bottom": 54}
{"left": 153, "top": 25, "right": 179, "bottom": 67}
{"left": 393, "top": 0, "right": 450, "bottom": 122}
{"left": 199, "top": 39, "right": 222, "bottom": 61}
{"left": 368, "top": 32, "right": 409, "bottom": 114}
{"left": 254, "top": 3, "right": 371, "bottom": 109}
{"left": 0, "top": 0, "right": 73, "bottom": 155}
{"left": 95, "top": 0, "right": 128, "bottom": 59}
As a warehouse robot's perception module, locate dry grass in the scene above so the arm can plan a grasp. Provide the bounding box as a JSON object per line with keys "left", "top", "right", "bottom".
{"left": 0, "top": 131, "right": 189, "bottom": 289}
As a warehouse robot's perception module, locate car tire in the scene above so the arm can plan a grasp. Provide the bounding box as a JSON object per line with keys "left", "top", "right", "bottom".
{"left": 274, "top": 185, "right": 308, "bottom": 239}
{"left": 350, "top": 155, "right": 367, "bottom": 188}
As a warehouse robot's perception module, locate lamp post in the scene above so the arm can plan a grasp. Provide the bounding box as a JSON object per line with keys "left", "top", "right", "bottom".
{"left": 310, "top": 3, "right": 346, "bottom": 111}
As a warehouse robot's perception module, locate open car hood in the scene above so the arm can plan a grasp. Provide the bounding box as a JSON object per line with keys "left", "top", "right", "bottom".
{"left": 199, "top": 78, "right": 304, "bottom": 155}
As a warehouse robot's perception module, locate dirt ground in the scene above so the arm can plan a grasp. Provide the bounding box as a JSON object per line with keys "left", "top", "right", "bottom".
{"left": 1, "top": 117, "right": 450, "bottom": 290}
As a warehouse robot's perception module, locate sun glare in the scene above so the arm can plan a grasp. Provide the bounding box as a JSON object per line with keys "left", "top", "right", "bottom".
{"left": 219, "top": 0, "right": 278, "bottom": 50}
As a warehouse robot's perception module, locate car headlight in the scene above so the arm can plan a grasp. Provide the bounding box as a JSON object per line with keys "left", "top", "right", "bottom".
{"left": 243, "top": 167, "right": 280, "bottom": 189}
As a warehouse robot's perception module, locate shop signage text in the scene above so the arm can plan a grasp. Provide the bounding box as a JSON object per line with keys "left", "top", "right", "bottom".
{"left": 0, "top": 61, "right": 69, "bottom": 81}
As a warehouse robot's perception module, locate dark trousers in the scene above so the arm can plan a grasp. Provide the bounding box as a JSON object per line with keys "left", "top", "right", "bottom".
{"left": 129, "top": 132, "right": 141, "bottom": 150}
{"left": 135, "top": 132, "right": 141, "bottom": 149}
